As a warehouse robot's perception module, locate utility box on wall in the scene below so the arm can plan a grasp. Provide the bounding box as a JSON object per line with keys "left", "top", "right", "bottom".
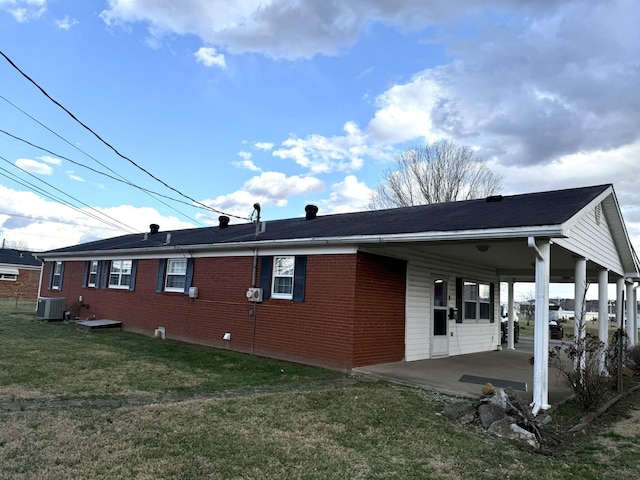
{"left": 246, "top": 287, "right": 263, "bottom": 303}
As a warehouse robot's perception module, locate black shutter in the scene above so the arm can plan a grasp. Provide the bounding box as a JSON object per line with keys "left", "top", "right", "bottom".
{"left": 183, "top": 258, "right": 194, "bottom": 294}
{"left": 129, "top": 260, "right": 138, "bottom": 292}
{"left": 82, "top": 261, "right": 89, "bottom": 288}
{"left": 456, "top": 277, "right": 463, "bottom": 323}
{"left": 48, "top": 262, "right": 54, "bottom": 289}
{"left": 100, "top": 261, "right": 110, "bottom": 289}
{"left": 293, "top": 256, "right": 307, "bottom": 302}
{"left": 259, "top": 256, "right": 272, "bottom": 300}
{"left": 58, "top": 262, "right": 65, "bottom": 289}
{"left": 156, "top": 259, "right": 166, "bottom": 293}
{"left": 95, "top": 261, "right": 102, "bottom": 289}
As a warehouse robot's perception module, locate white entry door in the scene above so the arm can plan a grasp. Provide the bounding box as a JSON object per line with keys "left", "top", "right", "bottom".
{"left": 431, "top": 276, "right": 449, "bottom": 357}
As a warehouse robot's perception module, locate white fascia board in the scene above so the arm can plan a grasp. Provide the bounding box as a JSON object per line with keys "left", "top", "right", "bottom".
{"left": 37, "top": 225, "right": 565, "bottom": 262}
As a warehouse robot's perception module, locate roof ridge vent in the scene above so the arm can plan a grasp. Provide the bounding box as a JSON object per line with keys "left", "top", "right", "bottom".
{"left": 149, "top": 223, "right": 160, "bottom": 234}
{"left": 485, "top": 195, "right": 503, "bottom": 203}
{"left": 305, "top": 204, "right": 318, "bottom": 220}
{"left": 219, "top": 215, "right": 230, "bottom": 228}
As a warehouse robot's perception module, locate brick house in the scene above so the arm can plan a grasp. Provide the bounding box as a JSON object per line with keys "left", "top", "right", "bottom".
{"left": 35, "top": 185, "right": 639, "bottom": 381}
{"left": 0, "top": 248, "right": 42, "bottom": 300}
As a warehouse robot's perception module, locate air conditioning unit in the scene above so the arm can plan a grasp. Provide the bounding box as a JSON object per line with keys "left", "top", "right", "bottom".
{"left": 246, "top": 287, "right": 263, "bottom": 303}
{"left": 36, "top": 297, "right": 67, "bottom": 321}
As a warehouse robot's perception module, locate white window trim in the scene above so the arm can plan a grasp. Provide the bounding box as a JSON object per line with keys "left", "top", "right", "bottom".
{"left": 462, "top": 280, "right": 492, "bottom": 323}
{"left": 0, "top": 273, "right": 17, "bottom": 281}
{"left": 271, "top": 255, "right": 295, "bottom": 300}
{"left": 109, "top": 260, "right": 132, "bottom": 289}
{"left": 88, "top": 260, "right": 98, "bottom": 288}
{"left": 165, "top": 259, "right": 187, "bottom": 293}
{"left": 52, "top": 261, "right": 63, "bottom": 290}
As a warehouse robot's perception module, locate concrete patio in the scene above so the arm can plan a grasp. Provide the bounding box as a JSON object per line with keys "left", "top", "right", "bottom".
{"left": 354, "top": 337, "right": 575, "bottom": 406}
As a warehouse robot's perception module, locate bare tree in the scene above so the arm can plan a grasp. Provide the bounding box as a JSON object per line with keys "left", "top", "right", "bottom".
{"left": 369, "top": 140, "right": 503, "bottom": 209}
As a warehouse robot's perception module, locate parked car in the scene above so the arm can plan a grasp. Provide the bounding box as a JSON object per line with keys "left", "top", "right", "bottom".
{"left": 500, "top": 306, "right": 520, "bottom": 344}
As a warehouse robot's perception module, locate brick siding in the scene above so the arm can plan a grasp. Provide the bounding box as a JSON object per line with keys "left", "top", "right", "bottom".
{"left": 40, "top": 251, "right": 407, "bottom": 370}
{"left": 0, "top": 267, "right": 41, "bottom": 300}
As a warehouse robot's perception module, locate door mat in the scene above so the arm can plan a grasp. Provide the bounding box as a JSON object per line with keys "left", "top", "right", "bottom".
{"left": 459, "top": 374, "right": 527, "bottom": 391}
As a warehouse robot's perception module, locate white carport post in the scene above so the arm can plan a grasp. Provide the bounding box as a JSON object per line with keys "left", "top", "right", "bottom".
{"left": 626, "top": 282, "right": 635, "bottom": 347}
{"left": 598, "top": 269, "right": 609, "bottom": 374}
{"left": 634, "top": 284, "right": 639, "bottom": 346}
{"left": 616, "top": 278, "right": 625, "bottom": 330}
{"left": 574, "top": 258, "right": 587, "bottom": 343}
{"left": 529, "top": 237, "right": 550, "bottom": 414}
{"left": 507, "top": 279, "right": 515, "bottom": 350}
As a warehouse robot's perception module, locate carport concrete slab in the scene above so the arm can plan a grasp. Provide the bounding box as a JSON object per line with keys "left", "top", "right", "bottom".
{"left": 354, "top": 338, "right": 574, "bottom": 406}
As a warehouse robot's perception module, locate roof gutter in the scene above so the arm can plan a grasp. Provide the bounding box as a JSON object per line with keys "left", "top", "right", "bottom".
{"left": 37, "top": 225, "right": 566, "bottom": 260}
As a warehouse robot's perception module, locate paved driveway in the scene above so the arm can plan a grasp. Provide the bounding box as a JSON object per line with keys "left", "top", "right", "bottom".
{"left": 354, "top": 337, "right": 574, "bottom": 405}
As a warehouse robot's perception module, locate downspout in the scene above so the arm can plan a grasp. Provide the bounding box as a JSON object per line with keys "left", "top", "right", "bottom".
{"left": 35, "top": 258, "right": 45, "bottom": 311}
{"left": 251, "top": 203, "right": 261, "bottom": 355}
{"left": 528, "top": 236, "right": 551, "bottom": 416}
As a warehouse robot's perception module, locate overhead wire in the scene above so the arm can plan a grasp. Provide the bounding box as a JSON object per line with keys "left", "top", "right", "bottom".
{"left": 0, "top": 210, "right": 125, "bottom": 232}
{"left": 0, "top": 155, "right": 139, "bottom": 234}
{"left": 0, "top": 94, "right": 206, "bottom": 227}
{"left": 0, "top": 49, "right": 249, "bottom": 221}
{"left": 0, "top": 128, "right": 208, "bottom": 219}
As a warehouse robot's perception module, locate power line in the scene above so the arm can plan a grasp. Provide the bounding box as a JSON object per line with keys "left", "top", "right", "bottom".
{"left": 0, "top": 95, "right": 206, "bottom": 227}
{"left": 0, "top": 127, "right": 206, "bottom": 224}
{"left": 0, "top": 210, "right": 125, "bottom": 232}
{"left": 0, "top": 49, "right": 249, "bottom": 221}
{"left": 0, "top": 156, "right": 139, "bottom": 234}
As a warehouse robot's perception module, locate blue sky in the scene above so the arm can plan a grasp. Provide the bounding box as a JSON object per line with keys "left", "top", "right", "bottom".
{"left": 1, "top": 0, "right": 639, "bottom": 300}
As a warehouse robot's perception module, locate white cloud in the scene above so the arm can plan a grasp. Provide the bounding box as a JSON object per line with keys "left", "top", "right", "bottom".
{"left": 99, "top": 0, "right": 563, "bottom": 60}
{"left": 198, "top": 171, "right": 325, "bottom": 222}
{"left": 37, "top": 155, "right": 62, "bottom": 166}
{"left": 15, "top": 158, "right": 53, "bottom": 175}
{"left": 194, "top": 46, "right": 226, "bottom": 68}
{"left": 320, "top": 175, "right": 373, "bottom": 214}
{"left": 233, "top": 159, "right": 261, "bottom": 172}
{"left": 0, "top": 184, "right": 195, "bottom": 251}
{"left": 55, "top": 15, "right": 78, "bottom": 30}
{"left": 237, "top": 151, "right": 252, "bottom": 161}
{"left": 254, "top": 142, "right": 274, "bottom": 151}
{"left": 65, "top": 170, "right": 84, "bottom": 182}
{"left": 274, "top": 121, "right": 390, "bottom": 174}
{"left": 0, "top": 0, "right": 46, "bottom": 22}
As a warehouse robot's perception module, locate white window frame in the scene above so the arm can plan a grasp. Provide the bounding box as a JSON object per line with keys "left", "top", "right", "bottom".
{"left": 463, "top": 280, "right": 492, "bottom": 323}
{"left": 271, "top": 256, "right": 295, "bottom": 299}
{"left": 0, "top": 273, "right": 17, "bottom": 281}
{"left": 165, "top": 259, "right": 187, "bottom": 293}
{"left": 88, "top": 260, "right": 98, "bottom": 287}
{"left": 109, "top": 260, "right": 132, "bottom": 289}
{"left": 52, "top": 261, "right": 63, "bottom": 290}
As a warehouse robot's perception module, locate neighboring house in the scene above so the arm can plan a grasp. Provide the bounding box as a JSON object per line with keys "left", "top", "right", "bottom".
{"left": 35, "top": 184, "right": 639, "bottom": 375}
{"left": 0, "top": 248, "right": 42, "bottom": 299}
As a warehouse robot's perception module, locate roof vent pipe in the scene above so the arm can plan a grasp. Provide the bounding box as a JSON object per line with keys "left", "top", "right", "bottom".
{"left": 150, "top": 224, "right": 160, "bottom": 234}
{"left": 219, "top": 216, "right": 230, "bottom": 228}
{"left": 305, "top": 204, "right": 319, "bottom": 220}
{"left": 165, "top": 233, "right": 171, "bottom": 244}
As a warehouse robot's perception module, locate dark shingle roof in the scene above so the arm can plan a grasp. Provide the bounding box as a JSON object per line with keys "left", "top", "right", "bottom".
{"left": 45, "top": 184, "right": 611, "bottom": 255}
{"left": 0, "top": 248, "right": 42, "bottom": 266}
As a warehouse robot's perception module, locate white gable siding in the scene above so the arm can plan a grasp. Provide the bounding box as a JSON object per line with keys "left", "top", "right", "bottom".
{"left": 377, "top": 246, "right": 501, "bottom": 361}
{"left": 555, "top": 203, "right": 624, "bottom": 274}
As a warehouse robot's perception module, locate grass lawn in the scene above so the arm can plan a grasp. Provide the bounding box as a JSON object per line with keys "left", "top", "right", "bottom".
{"left": 2, "top": 299, "right": 640, "bottom": 479}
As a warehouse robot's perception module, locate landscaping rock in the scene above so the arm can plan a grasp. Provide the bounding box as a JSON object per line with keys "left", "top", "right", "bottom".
{"left": 482, "top": 382, "right": 495, "bottom": 396}
{"left": 442, "top": 401, "right": 477, "bottom": 424}
{"left": 487, "top": 418, "right": 540, "bottom": 449}
{"left": 478, "top": 403, "right": 506, "bottom": 429}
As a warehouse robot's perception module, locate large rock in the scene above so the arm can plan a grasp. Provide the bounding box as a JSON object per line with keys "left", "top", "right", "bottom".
{"left": 478, "top": 403, "right": 506, "bottom": 429}
{"left": 488, "top": 418, "right": 540, "bottom": 449}
{"left": 442, "top": 401, "right": 477, "bottom": 424}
